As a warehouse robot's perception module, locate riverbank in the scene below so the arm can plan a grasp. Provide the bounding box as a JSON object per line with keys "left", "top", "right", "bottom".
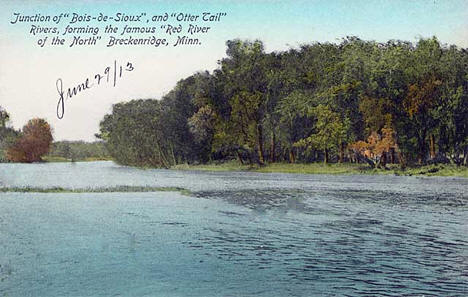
{"left": 172, "top": 161, "right": 468, "bottom": 177}
{"left": 42, "top": 156, "right": 113, "bottom": 162}
{"left": 39, "top": 157, "right": 468, "bottom": 177}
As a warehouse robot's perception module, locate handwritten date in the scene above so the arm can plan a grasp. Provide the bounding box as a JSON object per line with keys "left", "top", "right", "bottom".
{"left": 56, "top": 60, "right": 134, "bottom": 119}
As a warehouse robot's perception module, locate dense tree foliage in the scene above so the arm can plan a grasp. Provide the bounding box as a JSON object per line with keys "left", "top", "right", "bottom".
{"left": 0, "top": 106, "right": 19, "bottom": 162}
{"left": 6, "top": 118, "right": 53, "bottom": 162}
{"left": 99, "top": 37, "right": 468, "bottom": 168}
{"left": 47, "top": 141, "right": 110, "bottom": 161}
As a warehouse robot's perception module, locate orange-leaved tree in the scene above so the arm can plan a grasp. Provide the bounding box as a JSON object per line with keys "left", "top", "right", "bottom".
{"left": 403, "top": 76, "right": 442, "bottom": 164}
{"left": 6, "top": 118, "right": 53, "bottom": 162}
{"left": 349, "top": 126, "right": 397, "bottom": 168}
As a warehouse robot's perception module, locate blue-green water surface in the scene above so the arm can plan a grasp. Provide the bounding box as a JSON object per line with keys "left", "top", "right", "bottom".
{"left": 1, "top": 161, "right": 467, "bottom": 296}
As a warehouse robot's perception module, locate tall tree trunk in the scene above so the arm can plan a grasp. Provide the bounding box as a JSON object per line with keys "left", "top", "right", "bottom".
{"left": 270, "top": 131, "right": 276, "bottom": 163}
{"left": 463, "top": 145, "right": 468, "bottom": 166}
{"left": 170, "top": 142, "right": 177, "bottom": 166}
{"left": 155, "top": 142, "right": 170, "bottom": 169}
{"left": 256, "top": 124, "right": 264, "bottom": 165}
{"left": 289, "top": 147, "right": 295, "bottom": 163}
{"left": 398, "top": 151, "right": 406, "bottom": 169}
{"left": 380, "top": 152, "right": 387, "bottom": 168}
{"left": 339, "top": 142, "right": 344, "bottom": 163}
{"left": 429, "top": 134, "right": 436, "bottom": 159}
{"left": 324, "top": 149, "right": 329, "bottom": 164}
{"left": 237, "top": 150, "right": 244, "bottom": 165}
{"left": 418, "top": 129, "right": 427, "bottom": 165}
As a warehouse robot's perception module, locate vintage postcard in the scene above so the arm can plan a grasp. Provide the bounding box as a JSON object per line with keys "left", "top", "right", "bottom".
{"left": 1, "top": 0, "right": 467, "bottom": 296}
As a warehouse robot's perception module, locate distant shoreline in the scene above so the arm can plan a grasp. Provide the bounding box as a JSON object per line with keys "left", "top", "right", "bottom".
{"left": 171, "top": 162, "right": 468, "bottom": 178}
{"left": 39, "top": 158, "right": 468, "bottom": 178}
{"left": 42, "top": 156, "right": 113, "bottom": 162}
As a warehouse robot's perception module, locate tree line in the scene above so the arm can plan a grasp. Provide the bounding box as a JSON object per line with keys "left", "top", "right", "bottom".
{"left": 97, "top": 37, "right": 467, "bottom": 168}
{"left": 47, "top": 140, "right": 110, "bottom": 161}
{"left": 0, "top": 108, "right": 53, "bottom": 163}
{"left": 0, "top": 109, "right": 108, "bottom": 163}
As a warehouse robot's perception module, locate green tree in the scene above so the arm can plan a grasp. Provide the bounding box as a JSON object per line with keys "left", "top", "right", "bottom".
{"left": 294, "top": 105, "right": 351, "bottom": 163}
{"left": 0, "top": 106, "right": 19, "bottom": 162}
{"left": 97, "top": 100, "right": 169, "bottom": 167}
{"left": 213, "top": 39, "right": 269, "bottom": 164}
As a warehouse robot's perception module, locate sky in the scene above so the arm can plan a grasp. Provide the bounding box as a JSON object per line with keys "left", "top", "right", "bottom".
{"left": 0, "top": 0, "right": 467, "bottom": 141}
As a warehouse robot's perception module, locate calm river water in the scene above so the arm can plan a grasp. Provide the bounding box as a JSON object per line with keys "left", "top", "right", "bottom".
{"left": 0, "top": 161, "right": 467, "bottom": 296}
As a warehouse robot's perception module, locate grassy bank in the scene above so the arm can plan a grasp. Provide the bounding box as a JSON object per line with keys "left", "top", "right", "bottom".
{"left": 36, "top": 157, "right": 467, "bottom": 177}
{"left": 0, "top": 186, "right": 191, "bottom": 195}
{"left": 42, "top": 156, "right": 113, "bottom": 162}
{"left": 172, "top": 161, "right": 468, "bottom": 177}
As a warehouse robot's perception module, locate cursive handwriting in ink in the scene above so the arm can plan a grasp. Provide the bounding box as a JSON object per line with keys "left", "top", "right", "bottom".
{"left": 56, "top": 60, "right": 134, "bottom": 119}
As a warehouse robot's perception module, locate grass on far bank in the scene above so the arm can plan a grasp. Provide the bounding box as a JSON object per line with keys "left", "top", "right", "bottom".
{"left": 172, "top": 160, "right": 468, "bottom": 177}
{"left": 172, "top": 161, "right": 259, "bottom": 172}
{"left": 42, "top": 156, "right": 113, "bottom": 162}
{"left": 40, "top": 156, "right": 467, "bottom": 177}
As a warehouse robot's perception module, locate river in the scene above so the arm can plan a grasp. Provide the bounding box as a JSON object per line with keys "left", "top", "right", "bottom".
{"left": 0, "top": 161, "right": 467, "bottom": 296}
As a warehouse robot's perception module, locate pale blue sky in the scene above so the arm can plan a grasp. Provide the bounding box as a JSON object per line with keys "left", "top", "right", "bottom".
{"left": 1, "top": 0, "right": 467, "bottom": 140}
{"left": 3, "top": 0, "right": 468, "bottom": 49}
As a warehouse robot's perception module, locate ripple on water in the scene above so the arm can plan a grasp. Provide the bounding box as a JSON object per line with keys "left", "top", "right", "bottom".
{"left": 0, "top": 162, "right": 467, "bottom": 296}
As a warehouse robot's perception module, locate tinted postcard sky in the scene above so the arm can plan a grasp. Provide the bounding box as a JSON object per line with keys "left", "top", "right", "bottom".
{"left": 1, "top": 0, "right": 467, "bottom": 141}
